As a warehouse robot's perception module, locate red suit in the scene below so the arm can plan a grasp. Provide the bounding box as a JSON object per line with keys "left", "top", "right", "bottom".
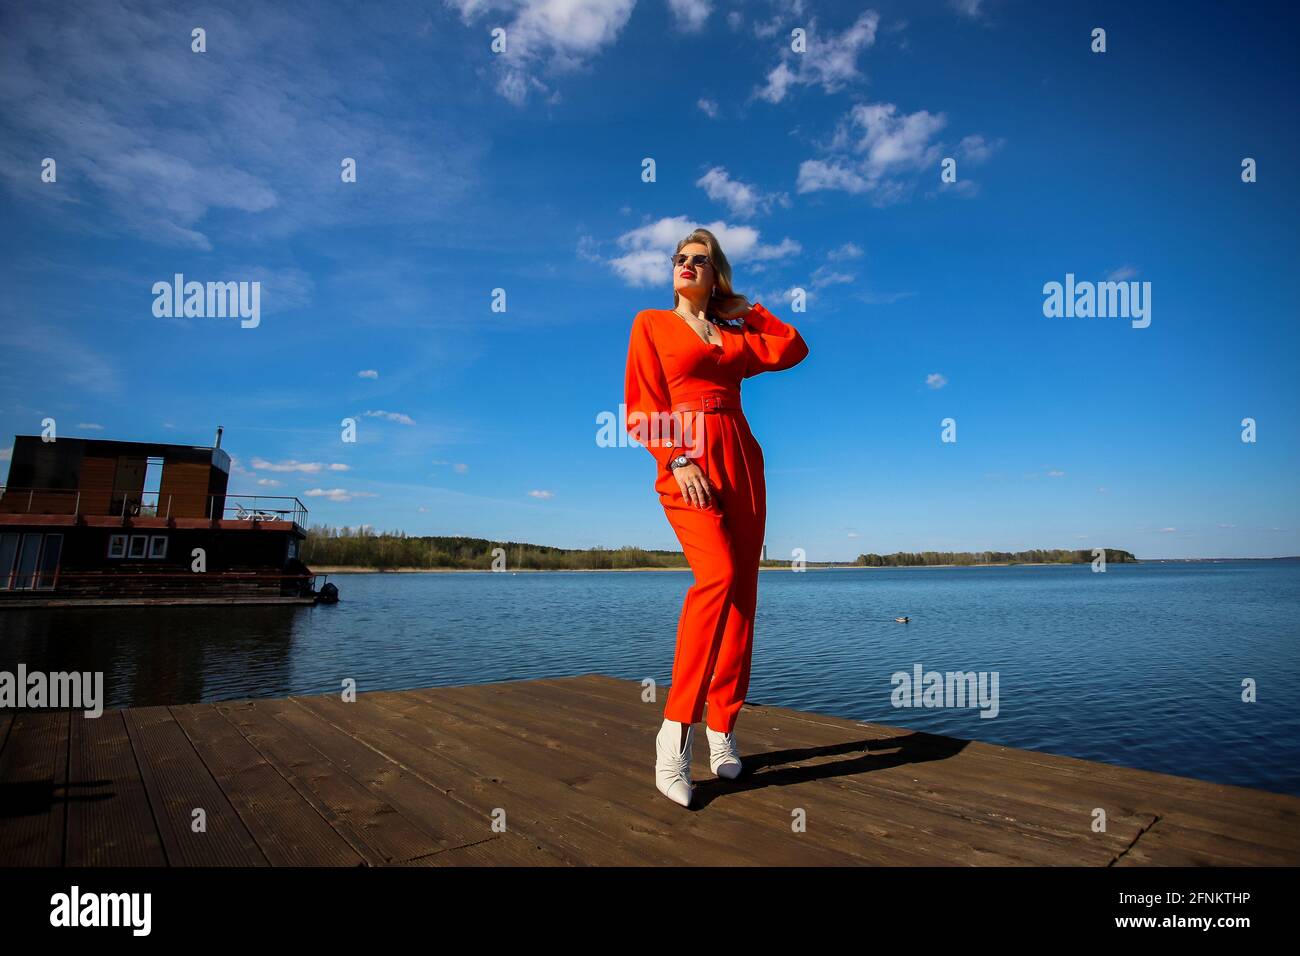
{"left": 624, "top": 302, "right": 809, "bottom": 733}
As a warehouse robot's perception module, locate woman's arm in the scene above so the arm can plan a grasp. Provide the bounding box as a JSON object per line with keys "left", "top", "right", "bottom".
{"left": 624, "top": 311, "right": 681, "bottom": 472}
{"left": 741, "top": 302, "right": 809, "bottom": 378}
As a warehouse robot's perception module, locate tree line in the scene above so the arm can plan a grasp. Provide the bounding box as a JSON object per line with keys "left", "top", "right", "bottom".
{"left": 300, "top": 526, "right": 1137, "bottom": 571}
{"left": 300, "top": 525, "right": 692, "bottom": 570}
{"left": 853, "top": 549, "right": 1137, "bottom": 566}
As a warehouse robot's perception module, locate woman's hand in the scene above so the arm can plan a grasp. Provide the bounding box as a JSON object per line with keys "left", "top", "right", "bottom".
{"left": 715, "top": 295, "right": 752, "bottom": 322}
{"left": 672, "top": 461, "right": 719, "bottom": 509}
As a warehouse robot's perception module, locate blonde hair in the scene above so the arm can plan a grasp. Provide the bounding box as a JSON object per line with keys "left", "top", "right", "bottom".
{"left": 671, "top": 227, "right": 748, "bottom": 322}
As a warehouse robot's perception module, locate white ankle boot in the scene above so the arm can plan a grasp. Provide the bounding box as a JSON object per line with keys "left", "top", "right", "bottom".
{"left": 654, "top": 718, "right": 694, "bottom": 807}
{"left": 706, "top": 725, "right": 742, "bottom": 779}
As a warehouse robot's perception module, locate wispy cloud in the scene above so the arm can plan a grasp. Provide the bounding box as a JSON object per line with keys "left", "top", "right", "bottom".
{"left": 443, "top": 0, "right": 636, "bottom": 105}
{"left": 364, "top": 409, "right": 416, "bottom": 425}
{"left": 304, "top": 487, "right": 378, "bottom": 502}
{"left": 667, "top": 0, "right": 712, "bottom": 32}
{"left": 755, "top": 10, "right": 881, "bottom": 103}
{"left": 251, "top": 458, "right": 350, "bottom": 474}
{"left": 0, "top": 0, "right": 486, "bottom": 248}
{"left": 696, "top": 167, "right": 787, "bottom": 219}
{"left": 798, "top": 101, "right": 999, "bottom": 206}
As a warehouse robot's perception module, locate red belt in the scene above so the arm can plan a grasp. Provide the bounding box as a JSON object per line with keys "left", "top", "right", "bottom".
{"left": 671, "top": 392, "right": 742, "bottom": 414}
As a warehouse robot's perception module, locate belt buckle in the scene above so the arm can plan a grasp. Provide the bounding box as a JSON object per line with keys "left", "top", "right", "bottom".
{"left": 703, "top": 395, "right": 720, "bottom": 410}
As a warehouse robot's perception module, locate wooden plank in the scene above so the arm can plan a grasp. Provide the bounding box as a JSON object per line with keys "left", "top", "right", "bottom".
{"left": 464, "top": 677, "right": 1116, "bottom": 865}
{"left": 1112, "top": 816, "right": 1300, "bottom": 867}
{"left": 561, "top": 676, "right": 1155, "bottom": 830}
{"left": 66, "top": 710, "right": 167, "bottom": 866}
{"left": 402, "top": 681, "right": 949, "bottom": 865}
{"left": 263, "top": 695, "right": 495, "bottom": 856}
{"left": 214, "top": 697, "right": 449, "bottom": 865}
{"left": 571, "top": 674, "right": 1300, "bottom": 861}
{"left": 398, "top": 832, "right": 572, "bottom": 866}
{"left": 169, "top": 704, "right": 366, "bottom": 867}
{"left": 123, "top": 706, "right": 267, "bottom": 866}
{"left": 0, "top": 710, "right": 68, "bottom": 866}
{"left": 2, "top": 676, "right": 1295, "bottom": 868}
{"left": 290, "top": 691, "right": 675, "bottom": 865}
{"left": 753, "top": 702, "right": 1300, "bottom": 854}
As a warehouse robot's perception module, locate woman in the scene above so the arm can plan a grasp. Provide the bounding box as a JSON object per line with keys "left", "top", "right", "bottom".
{"left": 623, "top": 227, "right": 809, "bottom": 807}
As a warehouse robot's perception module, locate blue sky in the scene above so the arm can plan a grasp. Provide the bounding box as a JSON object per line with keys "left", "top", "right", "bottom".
{"left": 1, "top": 0, "right": 1296, "bottom": 561}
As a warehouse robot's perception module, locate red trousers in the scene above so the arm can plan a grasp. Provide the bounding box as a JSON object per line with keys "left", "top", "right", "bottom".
{"left": 658, "top": 406, "right": 766, "bottom": 734}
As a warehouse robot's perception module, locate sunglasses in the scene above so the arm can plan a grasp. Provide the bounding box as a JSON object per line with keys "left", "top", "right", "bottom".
{"left": 671, "top": 253, "right": 712, "bottom": 269}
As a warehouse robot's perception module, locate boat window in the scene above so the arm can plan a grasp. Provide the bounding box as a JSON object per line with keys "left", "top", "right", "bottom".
{"left": 13, "top": 533, "right": 42, "bottom": 589}
{"left": 0, "top": 533, "right": 18, "bottom": 589}
{"left": 128, "top": 534, "right": 149, "bottom": 559}
{"left": 108, "top": 534, "right": 127, "bottom": 558}
{"left": 149, "top": 535, "right": 168, "bottom": 559}
{"left": 36, "top": 534, "right": 62, "bottom": 589}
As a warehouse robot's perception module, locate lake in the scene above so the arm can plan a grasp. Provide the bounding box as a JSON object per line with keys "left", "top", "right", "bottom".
{"left": 2, "top": 560, "right": 1297, "bottom": 797}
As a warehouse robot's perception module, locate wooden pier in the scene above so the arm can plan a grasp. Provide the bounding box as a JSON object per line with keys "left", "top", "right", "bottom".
{"left": 1, "top": 674, "right": 1296, "bottom": 866}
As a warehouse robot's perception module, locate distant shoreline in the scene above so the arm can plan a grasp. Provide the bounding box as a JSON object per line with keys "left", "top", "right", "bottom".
{"left": 311, "top": 561, "right": 1107, "bottom": 574}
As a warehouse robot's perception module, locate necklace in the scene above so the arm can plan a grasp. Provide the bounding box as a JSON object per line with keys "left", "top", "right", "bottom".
{"left": 674, "top": 304, "right": 717, "bottom": 341}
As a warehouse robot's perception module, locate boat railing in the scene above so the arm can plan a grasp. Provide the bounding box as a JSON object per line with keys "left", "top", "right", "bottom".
{"left": 0, "top": 486, "right": 308, "bottom": 527}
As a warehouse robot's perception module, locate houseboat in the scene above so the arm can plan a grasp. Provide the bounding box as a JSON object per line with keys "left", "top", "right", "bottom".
{"left": 0, "top": 428, "right": 333, "bottom": 607}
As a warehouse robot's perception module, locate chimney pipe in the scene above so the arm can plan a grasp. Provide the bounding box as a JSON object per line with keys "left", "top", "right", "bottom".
{"left": 214, "top": 425, "right": 223, "bottom": 449}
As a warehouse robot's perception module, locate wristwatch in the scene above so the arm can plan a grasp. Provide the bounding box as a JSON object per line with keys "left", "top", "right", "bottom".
{"left": 668, "top": 454, "right": 692, "bottom": 470}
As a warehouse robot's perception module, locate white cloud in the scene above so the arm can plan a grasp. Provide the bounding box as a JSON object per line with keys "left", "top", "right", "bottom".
{"left": 363, "top": 409, "right": 416, "bottom": 425}
{"left": 799, "top": 101, "right": 997, "bottom": 206}
{"left": 444, "top": 0, "right": 637, "bottom": 105}
{"left": 1106, "top": 265, "right": 1139, "bottom": 281}
{"left": 0, "top": 1, "right": 485, "bottom": 249}
{"left": 828, "top": 242, "right": 864, "bottom": 260}
{"left": 76, "top": 422, "right": 105, "bottom": 430}
{"left": 667, "top": 0, "right": 712, "bottom": 32}
{"left": 696, "top": 166, "right": 785, "bottom": 218}
{"left": 958, "top": 134, "right": 1004, "bottom": 164}
{"left": 925, "top": 373, "right": 947, "bottom": 389}
{"left": 251, "top": 458, "right": 353, "bottom": 474}
{"left": 303, "top": 488, "right": 378, "bottom": 502}
{"left": 950, "top": 0, "right": 984, "bottom": 17}
{"left": 357, "top": 369, "right": 380, "bottom": 379}
{"left": 528, "top": 489, "right": 555, "bottom": 499}
{"left": 808, "top": 264, "right": 853, "bottom": 288}
{"left": 755, "top": 10, "right": 880, "bottom": 103}
{"left": 795, "top": 160, "right": 871, "bottom": 195}
{"left": 257, "top": 478, "right": 283, "bottom": 487}
{"left": 608, "top": 216, "right": 801, "bottom": 287}
{"left": 697, "top": 97, "right": 720, "bottom": 119}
